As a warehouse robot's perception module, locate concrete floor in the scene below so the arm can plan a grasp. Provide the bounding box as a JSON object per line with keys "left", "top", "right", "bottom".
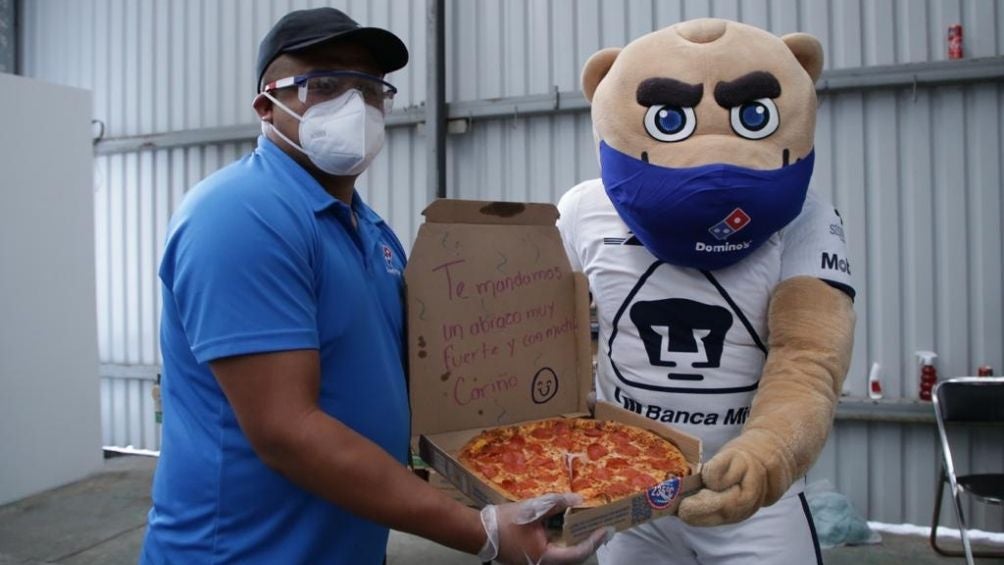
{"left": 0, "top": 456, "right": 1000, "bottom": 565}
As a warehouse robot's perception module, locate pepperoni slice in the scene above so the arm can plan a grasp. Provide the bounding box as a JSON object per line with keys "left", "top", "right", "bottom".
{"left": 587, "top": 442, "right": 608, "bottom": 461}
{"left": 525, "top": 442, "right": 545, "bottom": 455}
{"left": 583, "top": 426, "right": 603, "bottom": 437}
{"left": 606, "top": 457, "right": 629, "bottom": 468}
{"left": 630, "top": 473, "right": 657, "bottom": 489}
{"left": 618, "top": 443, "right": 641, "bottom": 457}
{"left": 571, "top": 478, "right": 591, "bottom": 492}
{"left": 536, "top": 471, "right": 562, "bottom": 484}
{"left": 501, "top": 451, "right": 526, "bottom": 466}
{"left": 612, "top": 432, "right": 637, "bottom": 448}
{"left": 619, "top": 467, "right": 640, "bottom": 478}
{"left": 514, "top": 479, "right": 539, "bottom": 495}
{"left": 478, "top": 464, "right": 499, "bottom": 479}
{"left": 606, "top": 481, "right": 634, "bottom": 497}
{"left": 530, "top": 426, "right": 554, "bottom": 440}
{"left": 508, "top": 434, "right": 526, "bottom": 448}
{"left": 553, "top": 436, "right": 573, "bottom": 450}
{"left": 592, "top": 467, "right": 612, "bottom": 481}
{"left": 528, "top": 456, "right": 549, "bottom": 468}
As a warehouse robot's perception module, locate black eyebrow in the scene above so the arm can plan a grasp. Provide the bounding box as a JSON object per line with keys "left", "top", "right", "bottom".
{"left": 713, "top": 72, "right": 781, "bottom": 108}
{"left": 636, "top": 78, "right": 704, "bottom": 108}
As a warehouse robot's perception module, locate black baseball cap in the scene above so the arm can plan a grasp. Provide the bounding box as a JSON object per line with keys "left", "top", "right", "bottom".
{"left": 256, "top": 7, "right": 409, "bottom": 90}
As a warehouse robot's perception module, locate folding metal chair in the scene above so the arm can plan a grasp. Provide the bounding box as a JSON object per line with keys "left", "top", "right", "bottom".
{"left": 930, "top": 377, "right": 1004, "bottom": 564}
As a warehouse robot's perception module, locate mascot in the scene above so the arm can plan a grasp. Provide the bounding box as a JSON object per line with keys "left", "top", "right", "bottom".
{"left": 557, "top": 19, "right": 856, "bottom": 564}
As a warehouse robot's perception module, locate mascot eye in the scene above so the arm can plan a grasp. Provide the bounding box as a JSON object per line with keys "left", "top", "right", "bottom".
{"left": 729, "top": 98, "right": 779, "bottom": 140}
{"left": 643, "top": 105, "right": 697, "bottom": 142}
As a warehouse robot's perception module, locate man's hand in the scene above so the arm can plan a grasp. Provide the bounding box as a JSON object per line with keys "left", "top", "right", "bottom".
{"left": 480, "top": 493, "right": 613, "bottom": 565}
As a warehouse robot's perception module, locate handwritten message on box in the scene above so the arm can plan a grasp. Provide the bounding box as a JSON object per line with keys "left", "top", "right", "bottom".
{"left": 407, "top": 208, "right": 584, "bottom": 436}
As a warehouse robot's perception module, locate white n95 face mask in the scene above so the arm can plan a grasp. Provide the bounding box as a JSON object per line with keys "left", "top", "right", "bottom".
{"left": 262, "top": 89, "right": 385, "bottom": 176}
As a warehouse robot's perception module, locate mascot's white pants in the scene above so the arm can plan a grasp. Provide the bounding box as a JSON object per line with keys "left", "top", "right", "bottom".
{"left": 597, "top": 482, "right": 821, "bottom": 565}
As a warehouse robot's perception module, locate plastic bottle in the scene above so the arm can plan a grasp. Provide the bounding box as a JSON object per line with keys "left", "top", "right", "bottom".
{"left": 916, "top": 351, "right": 938, "bottom": 401}
{"left": 868, "top": 362, "right": 883, "bottom": 400}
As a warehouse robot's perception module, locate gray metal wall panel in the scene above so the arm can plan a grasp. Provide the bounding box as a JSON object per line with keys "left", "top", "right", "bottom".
{"left": 446, "top": 0, "right": 1004, "bottom": 101}
{"left": 448, "top": 112, "right": 600, "bottom": 204}
{"left": 21, "top": 0, "right": 425, "bottom": 139}
{"left": 0, "top": 0, "right": 14, "bottom": 73}
{"left": 358, "top": 126, "right": 428, "bottom": 247}
{"left": 101, "top": 376, "right": 161, "bottom": 450}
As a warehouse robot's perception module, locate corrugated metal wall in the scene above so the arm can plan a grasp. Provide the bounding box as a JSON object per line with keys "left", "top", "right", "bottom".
{"left": 21, "top": 0, "right": 1003, "bottom": 530}
{"left": 20, "top": 0, "right": 429, "bottom": 451}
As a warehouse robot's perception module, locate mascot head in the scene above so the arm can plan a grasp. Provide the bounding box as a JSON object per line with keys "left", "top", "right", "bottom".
{"left": 582, "top": 19, "right": 823, "bottom": 270}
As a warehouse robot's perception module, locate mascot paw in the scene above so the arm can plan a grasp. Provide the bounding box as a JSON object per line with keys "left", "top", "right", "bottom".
{"left": 677, "top": 447, "right": 765, "bottom": 526}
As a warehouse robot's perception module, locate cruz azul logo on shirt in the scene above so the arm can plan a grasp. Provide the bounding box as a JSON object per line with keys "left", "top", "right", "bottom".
{"left": 708, "top": 208, "right": 751, "bottom": 241}
{"left": 382, "top": 244, "right": 400, "bottom": 275}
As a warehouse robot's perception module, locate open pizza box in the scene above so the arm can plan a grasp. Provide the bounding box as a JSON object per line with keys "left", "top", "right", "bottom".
{"left": 406, "top": 200, "right": 703, "bottom": 545}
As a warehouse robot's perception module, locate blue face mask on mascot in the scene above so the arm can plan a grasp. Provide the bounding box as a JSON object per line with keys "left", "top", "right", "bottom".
{"left": 599, "top": 141, "right": 815, "bottom": 271}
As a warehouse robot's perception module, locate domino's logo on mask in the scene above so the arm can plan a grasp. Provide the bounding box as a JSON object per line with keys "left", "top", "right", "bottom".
{"left": 646, "top": 477, "right": 682, "bottom": 510}
{"left": 708, "top": 208, "right": 751, "bottom": 241}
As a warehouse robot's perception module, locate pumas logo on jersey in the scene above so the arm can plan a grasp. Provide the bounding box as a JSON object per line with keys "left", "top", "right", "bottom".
{"left": 608, "top": 262, "right": 768, "bottom": 394}
{"left": 630, "top": 298, "right": 732, "bottom": 381}
{"left": 382, "top": 244, "right": 400, "bottom": 275}
{"left": 708, "top": 208, "right": 751, "bottom": 241}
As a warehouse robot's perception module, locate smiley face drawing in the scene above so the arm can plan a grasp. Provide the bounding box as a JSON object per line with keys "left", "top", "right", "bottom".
{"left": 531, "top": 368, "right": 559, "bottom": 404}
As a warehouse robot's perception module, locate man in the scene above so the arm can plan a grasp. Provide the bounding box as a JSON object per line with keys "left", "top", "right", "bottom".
{"left": 141, "top": 8, "right": 609, "bottom": 564}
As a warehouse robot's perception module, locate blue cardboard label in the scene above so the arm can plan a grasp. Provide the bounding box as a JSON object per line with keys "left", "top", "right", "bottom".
{"left": 646, "top": 477, "right": 682, "bottom": 510}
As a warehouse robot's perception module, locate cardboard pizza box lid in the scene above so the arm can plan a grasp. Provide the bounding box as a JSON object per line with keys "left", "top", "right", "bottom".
{"left": 407, "top": 199, "right": 593, "bottom": 436}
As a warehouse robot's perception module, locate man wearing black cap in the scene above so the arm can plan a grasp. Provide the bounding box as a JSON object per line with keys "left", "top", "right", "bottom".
{"left": 141, "top": 8, "right": 608, "bottom": 565}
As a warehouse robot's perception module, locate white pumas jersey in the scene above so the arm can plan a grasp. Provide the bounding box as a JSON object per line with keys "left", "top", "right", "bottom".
{"left": 558, "top": 178, "right": 854, "bottom": 457}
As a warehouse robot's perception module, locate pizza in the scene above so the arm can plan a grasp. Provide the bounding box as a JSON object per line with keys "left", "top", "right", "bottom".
{"left": 458, "top": 417, "right": 690, "bottom": 506}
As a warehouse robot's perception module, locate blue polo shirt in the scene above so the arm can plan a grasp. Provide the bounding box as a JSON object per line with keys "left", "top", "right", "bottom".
{"left": 142, "top": 136, "right": 410, "bottom": 564}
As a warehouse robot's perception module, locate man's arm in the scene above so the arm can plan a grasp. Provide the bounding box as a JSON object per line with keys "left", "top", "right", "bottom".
{"left": 210, "top": 350, "right": 610, "bottom": 563}
{"left": 210, "top": 349, "right": 486, "bottom": 553}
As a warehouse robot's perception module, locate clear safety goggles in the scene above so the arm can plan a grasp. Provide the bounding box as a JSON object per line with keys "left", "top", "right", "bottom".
{"left": 262, "top": 70, "right": 397, "bottom": 113}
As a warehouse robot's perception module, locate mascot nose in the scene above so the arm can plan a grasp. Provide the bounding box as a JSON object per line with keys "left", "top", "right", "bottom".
{"left": 676, "top": 18, "right": 727, "bottom": 44}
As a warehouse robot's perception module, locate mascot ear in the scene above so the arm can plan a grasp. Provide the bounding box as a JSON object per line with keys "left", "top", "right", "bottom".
{"left": 582, "top": 47, "right": 621, "bottom": 103}
{"left": 782, "top": 33, "right": 824, "bottom": 84}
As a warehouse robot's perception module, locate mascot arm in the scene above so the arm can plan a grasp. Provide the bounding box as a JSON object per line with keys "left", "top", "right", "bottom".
{"left": 678, "top": 276, "right": 855, "bottom": 526}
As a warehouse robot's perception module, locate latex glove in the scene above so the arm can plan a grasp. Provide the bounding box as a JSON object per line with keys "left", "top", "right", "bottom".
{"left": 479, "top": 492, "right": 614, "bottom": 565}
{"left": 678, "top": 277, "right": 855, "bottom": 527}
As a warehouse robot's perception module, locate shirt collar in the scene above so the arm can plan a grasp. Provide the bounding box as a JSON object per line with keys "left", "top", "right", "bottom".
{"left": 256, "top": 135, "right": 372, "bottom": 216}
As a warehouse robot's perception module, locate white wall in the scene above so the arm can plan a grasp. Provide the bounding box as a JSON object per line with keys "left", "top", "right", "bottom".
{"left": 0, "top": 73, "right": 101, "bottom": 505}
